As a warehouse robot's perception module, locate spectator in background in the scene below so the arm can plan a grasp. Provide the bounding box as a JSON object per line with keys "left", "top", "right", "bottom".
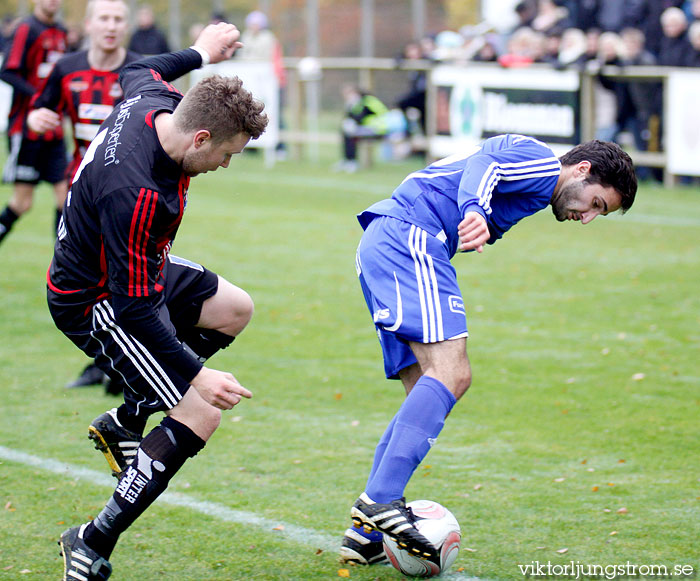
{"left": 555, "top": 27, "right": 589, "bottom": 69}
{"left": 472, "top": 34, "right": 500, "bottom": 62}
{"left": 531, "top": 0, "right": 569, "bottom": 35}
{"left": 618, "top": 27, "right": 661, "bottom": 178}
{"left": 498, "top": 26, "right": 545, "bottom": 67}
{"left": 561, "top": 0, "right": 600, "bottom": 31}
{"left": 657, "top": 6, "right": 693, "bottom": 66}
{"left": 686, "top": 20, "right": 700, "bottom": 65}
{"left": 238, "top": 10, "right": 287, "bottom": 158}
{"left": 644, "top": 0, "right": 685, "bottom": 58}
{"left": 127, "top": 4, "right": 169, "bottom": 55}
{"left": 596, "top": 0, "right": 645, "bottom": 32}
{"left": 336, "top": 85, "right": 388, "bottom": 173}
{"left": 512, "top": 0, "right": 538, "bottom": 32}
{"left": 589, "top": 31, "right": 625, "bottom": 142}
{"left": 65, "top": 22, "right": 84, "bottom": 51}
{"left": 394, "top": 41, "right": 428, "bottom": 135}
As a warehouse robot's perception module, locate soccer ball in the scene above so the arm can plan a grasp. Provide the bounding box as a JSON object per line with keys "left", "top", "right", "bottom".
{"left": 383, "top": 500, "right": 461, "bottom": 577}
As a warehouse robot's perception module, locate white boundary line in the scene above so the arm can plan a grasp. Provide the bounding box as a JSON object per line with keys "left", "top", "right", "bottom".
{"left": 0, "top": 445, "right": 485, "bottom": 580}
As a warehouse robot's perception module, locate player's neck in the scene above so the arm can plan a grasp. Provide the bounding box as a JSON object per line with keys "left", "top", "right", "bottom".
{"left": 34, "top": 7, "right": 57, "bottom": 25}
{"left": 154, "top": 113, "right": 186, "bottom": 165}
{"left": 88, "top": 46, "right": 126, "bottom": 71}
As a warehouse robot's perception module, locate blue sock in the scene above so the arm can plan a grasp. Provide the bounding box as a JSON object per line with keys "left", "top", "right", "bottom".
{"left": 367, "top": 415, "right": 397, "bottom": 482}
{"left": 349, "top": 523, "right": 383, "bottom": 543}
{"left": 365, "top": 376, "right": 456, "bottom": 503}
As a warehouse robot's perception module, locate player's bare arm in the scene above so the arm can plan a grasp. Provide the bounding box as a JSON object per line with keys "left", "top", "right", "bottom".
{"left": 458, "top": 211, "right": 489, "bottom": 253}
{"left": 190, "top": 366, "right": 252, "bottom": 410}
{"left": 193, "top": 22, "right": 244, "bottom": 64}
{"left": 27, "top": 107, "right": 61, "bottom": 133}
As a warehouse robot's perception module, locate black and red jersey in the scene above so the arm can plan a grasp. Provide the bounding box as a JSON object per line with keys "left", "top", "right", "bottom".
{"left": 31, "top": 49, "right": 142, "bottom": 179}
{"left": 48, "top": 49, "right": 206, "bottom": 382}
{"left": 0, "top": 14, "right": 67, "bottom": 139}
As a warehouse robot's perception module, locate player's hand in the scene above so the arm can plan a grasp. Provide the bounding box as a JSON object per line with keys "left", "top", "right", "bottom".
{"left": 27, "top": 108, "right": 60, "bottom": 134}
{"left": 458, "top": 211, "right": 489, "bottom": 253}
{"left": 190, "top": 366, "right": 252, "bottom": 410}
{"left": 194, "top": 22, "right": 243, "bottom": 64}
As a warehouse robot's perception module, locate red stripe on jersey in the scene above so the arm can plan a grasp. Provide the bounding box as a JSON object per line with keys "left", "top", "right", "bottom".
{"left": 145, "top": 109, "right": 155, "bottom": 128}
{"left": 46, "top": 263, "right": 82, "bottom": 294}
{"left": 6, "top": 23, "right": 30, "bottom": 68}
{"left": 128, "top": 188, "right": 159, "bottom": 297}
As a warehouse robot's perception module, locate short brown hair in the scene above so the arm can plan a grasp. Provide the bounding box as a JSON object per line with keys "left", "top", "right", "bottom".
{"left": 174, "top": 75, "right": 268, "bottom": 142}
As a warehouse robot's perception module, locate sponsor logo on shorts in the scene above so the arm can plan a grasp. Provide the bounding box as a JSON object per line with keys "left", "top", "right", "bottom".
{"left": 373, "top": 308, "right": 391, "bottom": 322}
{"left": 448, "top": 295, "right": 465, "bottom": 314}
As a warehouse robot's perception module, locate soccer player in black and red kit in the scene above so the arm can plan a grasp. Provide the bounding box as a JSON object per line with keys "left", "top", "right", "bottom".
{"left": 28, "top": 0, "right": 141, "bottom": 185}
{"left": 48, "top": 23, "right": 268, "bottom": 580}
{"left": 27, "top": 0, "right": 140, "bottom": 391}
{"left": 0, "top": 0, "right": 67, "bottom": 245}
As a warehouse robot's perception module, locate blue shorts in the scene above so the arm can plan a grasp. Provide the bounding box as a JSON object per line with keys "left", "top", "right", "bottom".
{"left": 356, "top": 215, "right": 468, "bottom": 379}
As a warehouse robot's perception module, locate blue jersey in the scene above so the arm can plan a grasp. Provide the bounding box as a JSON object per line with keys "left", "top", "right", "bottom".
{"left": 358, "top": 134, "right": 561, "bottom": 257}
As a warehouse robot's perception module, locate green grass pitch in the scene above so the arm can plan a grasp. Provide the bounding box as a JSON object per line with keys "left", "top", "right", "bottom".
{"left": 0, "top": 152, "right": 698, "bottom": 580}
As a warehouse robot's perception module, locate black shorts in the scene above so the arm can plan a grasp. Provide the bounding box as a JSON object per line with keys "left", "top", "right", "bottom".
{"left": 3, "top": 133, "right": 68, "bottom": 185}
{"left": 48, "top": 255, "right": 219, "bottom": 418}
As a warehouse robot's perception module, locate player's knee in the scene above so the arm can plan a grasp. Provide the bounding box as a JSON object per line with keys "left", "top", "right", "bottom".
{"left": 452, "top": 367, "right": 472, "bottom": 400}
{"left": 197, "top": 405, "right": 222, "bottom": 438}
{"left": 9, "top": 191, "right": 34, "bottom": 214}
{"left": 223, "top": 288, "right": 254, "bottom": 336}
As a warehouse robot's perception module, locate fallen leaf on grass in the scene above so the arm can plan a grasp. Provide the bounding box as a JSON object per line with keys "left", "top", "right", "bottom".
{"left": 592, "top": 486, "right": 599, "bottom": 492}
{"left": 473, "top": 484, "right": 483, "bottom": 491}
{"left": 316, "top": 549, "right": 323, "bottom": 555}
{"left": 609, "top": 531, "right": 618, "bottom": 536}
{"left": 334, "top": 393, "right": 343, "bottom": 401}
{"left": 272, "top": 525, "right": 285, "bottom": 531}
{"left": 3, "top": 566, "right": 13, "bottom": 571}
{"left": 463, "top": 547, "right": 477, "bottom": 552}
{"left": 554, "top": 477, "right": 566, "bottom": 483}
{"left": 338, "top": 568, "right": 350, "bottom": 577}
{"left": 350, "top": 420, "right": 360, "bottom": 427}
{"left": 20, "top": 570, "right": 31, "bottom": 574}
{"left": 617, "top": 507, "right": 628, "bottom": 515}
{"left": 556, "top": 548, "right": 568, "bottom": 554}
{"left": 631, "top": 373, "right": 645, "bottom": 381}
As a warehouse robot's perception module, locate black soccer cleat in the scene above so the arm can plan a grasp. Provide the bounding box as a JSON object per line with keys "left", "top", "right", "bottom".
{"left": 59, "top": 523, "right": 112, "bottom": 581}
{"left": 339, "top": 527, "right": 389, "bottom": 566}
{"left": 65, "top": 363, "right": 107, "bottom": 389}
{"left": 88, "top": 408, "right": 142, "bottom": 479}
{"left": 350, "top": 493, "right": 438, "bottom": 561}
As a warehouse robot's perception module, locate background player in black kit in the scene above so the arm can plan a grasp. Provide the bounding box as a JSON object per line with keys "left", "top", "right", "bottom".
{"left": 47, "top": 22, "right": 268, "bottom": 580}
{"left": 0, "top": 0, "right": 67, "bottom": 246}
{"left": 27, "top": 0, "right": 141, "bottom": 391}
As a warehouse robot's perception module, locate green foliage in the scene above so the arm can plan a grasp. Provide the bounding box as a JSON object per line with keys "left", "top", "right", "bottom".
{"left": 0, "top": 154, "right": 698, "bottom": 579}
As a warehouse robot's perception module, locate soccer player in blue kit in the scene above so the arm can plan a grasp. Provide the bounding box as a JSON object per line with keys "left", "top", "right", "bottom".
{"left": 47, "top": 23, "right": 267, "bottom": 580}
{"left": 340, "top": 135, "right": 638, "bottom": 565}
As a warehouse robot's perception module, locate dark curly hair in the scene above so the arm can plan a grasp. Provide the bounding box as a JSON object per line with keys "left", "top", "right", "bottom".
{"left": 559, "top": 140, "right": 637, "bottom": 213}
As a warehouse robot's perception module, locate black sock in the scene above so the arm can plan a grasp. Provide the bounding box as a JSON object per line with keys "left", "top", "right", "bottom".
{"left": 116, "top": 404, "right": 148, "bottom": 436}
{"left": 0, "top": 206, "right": 19, "bottom": 244}
{"left": 180, "top": 328, "right": 235, "bottom": 362}
{"left": 84, "top": 417, "right": 205, "bottom": 557}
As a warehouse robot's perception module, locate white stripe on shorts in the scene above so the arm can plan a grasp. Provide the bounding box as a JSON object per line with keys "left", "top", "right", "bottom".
{"left": 92, "top": 301, "right": 182, "bottom": 408}
{"left": 408, "top": 225, "right": 444, "bottom": 343}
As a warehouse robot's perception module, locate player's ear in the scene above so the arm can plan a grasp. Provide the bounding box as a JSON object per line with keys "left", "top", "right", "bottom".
{"left": 576, "top": 160, "right": 591, "bottom": 178}
{"left": 193, "top": 130, "right": 211, "bottom": 148}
